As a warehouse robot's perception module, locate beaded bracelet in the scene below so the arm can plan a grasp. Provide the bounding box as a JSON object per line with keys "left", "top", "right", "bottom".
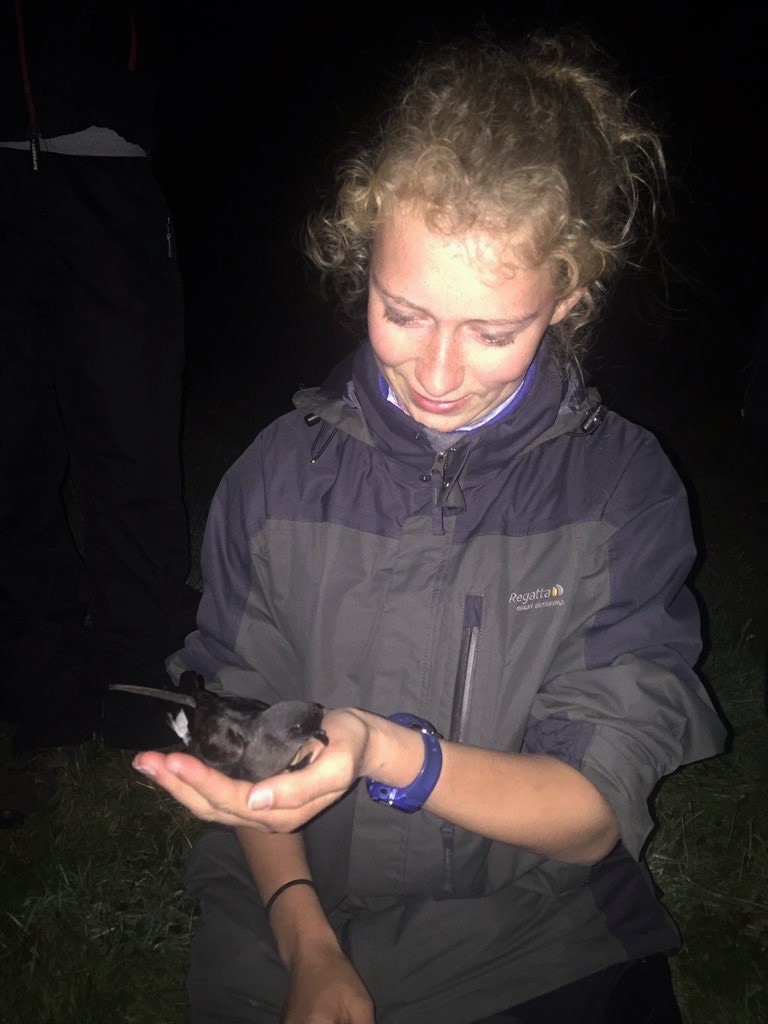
{"left": 264, "top": 878, "right": 316, "bottom": 918}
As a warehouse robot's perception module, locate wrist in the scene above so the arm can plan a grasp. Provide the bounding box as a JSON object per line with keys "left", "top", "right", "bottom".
{"left": 265, "top": 878, "right": 316, "bottom": 918}
{"left": 351, "top": 709, "right": 424, "bottom": 781}
{"left": 365, "top": 713, "right": 443, "bottom": 813}
{"left": 270, "top": 889, "right": 338, "bottom": 970}
{"left": 283, "top": 921, "right": 343, "bottom": 974}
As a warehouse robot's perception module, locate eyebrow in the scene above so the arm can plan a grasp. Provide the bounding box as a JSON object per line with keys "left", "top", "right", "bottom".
{"left": 373, "top": 277, "right": 538, "bottom": 330}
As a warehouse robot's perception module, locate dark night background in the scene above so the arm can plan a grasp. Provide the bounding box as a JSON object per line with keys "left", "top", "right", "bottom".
{"left": 147, "top": 1, "right": 767, "bottom": 476}
{"left": 1, "top": 6, "right": 765, "bottom": 1013}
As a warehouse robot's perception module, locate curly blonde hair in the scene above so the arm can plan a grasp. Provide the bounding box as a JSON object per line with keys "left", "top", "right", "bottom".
{"left": 305, "top": 34, "right": 667, "bottom": 364}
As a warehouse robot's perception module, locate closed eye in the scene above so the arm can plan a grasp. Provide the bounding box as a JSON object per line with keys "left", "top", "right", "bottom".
{"left": 384, "top": 305, "right": 518, "bottom": 346}
{"left": 383, "top": 307, "right": 422, "bottom": 328}
{"left": 475, "top": 328, "right": 516, "bottom": 347}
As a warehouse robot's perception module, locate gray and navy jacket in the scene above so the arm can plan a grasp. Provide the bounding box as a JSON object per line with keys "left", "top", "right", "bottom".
{"left": 172, "top": 339, "right": 726, "bottom": 1021}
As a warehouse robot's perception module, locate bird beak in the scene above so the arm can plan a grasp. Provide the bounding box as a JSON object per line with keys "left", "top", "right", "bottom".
{"left": 313, "top": 729, "right": 329, "bottom": 746}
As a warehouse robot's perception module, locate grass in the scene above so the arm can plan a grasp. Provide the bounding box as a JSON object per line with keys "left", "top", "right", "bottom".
{"left": 1, "top": 394, "right": 766, "bottom": 1024}
{"left": 0, "top": 743, "right": 203, "bottom": 1024}
{"left": 643, "top": 406, "right": 768, "bottom": 1023}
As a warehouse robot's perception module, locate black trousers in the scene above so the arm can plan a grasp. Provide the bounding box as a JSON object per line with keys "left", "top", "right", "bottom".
{"left": 474, "top": 953, "right": 681, "bottom": 1024}
{"left": 185, "top": 828, "right": 683, "bottom": 1024}
{"left": 0, "top": 147, "right": 198, "bottom": 751}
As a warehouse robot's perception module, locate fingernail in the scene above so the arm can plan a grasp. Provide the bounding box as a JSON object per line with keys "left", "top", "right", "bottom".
{"left": 132, "top": 758, "right": 156, "bottom": 778}
{"left": 248, "top": 788, "right": 273, "bottom": 810}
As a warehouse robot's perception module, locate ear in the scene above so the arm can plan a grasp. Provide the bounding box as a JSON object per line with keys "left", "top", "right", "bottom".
{"left": 549, "top": 288, "right": 584, "bottom": 326}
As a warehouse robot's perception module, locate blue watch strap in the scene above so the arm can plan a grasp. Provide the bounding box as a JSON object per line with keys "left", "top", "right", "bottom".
{"left": 366, "top": 713, "right": 443, "bottom": 813}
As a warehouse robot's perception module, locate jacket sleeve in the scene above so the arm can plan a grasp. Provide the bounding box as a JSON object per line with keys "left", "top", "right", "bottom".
{"left": 166, "top": 430, "right": 300, "bottom": 702}
{"left": 523, "top": 430, "right": 727, "bottom": 859}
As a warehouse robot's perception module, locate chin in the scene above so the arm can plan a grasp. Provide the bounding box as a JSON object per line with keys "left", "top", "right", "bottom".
{"left": 411, "top": 412, "right": 472, "bottom": 433}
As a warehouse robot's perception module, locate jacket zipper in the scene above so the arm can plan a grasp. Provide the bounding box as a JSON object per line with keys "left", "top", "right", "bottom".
{"left": 440, "top": 594, "right": 484, "bottom": 895}
{"left": 428, "top": 444, "right": 466, "bottom": 535}
{"left": 429, "top": 448, "right": 452, "bottom": 534}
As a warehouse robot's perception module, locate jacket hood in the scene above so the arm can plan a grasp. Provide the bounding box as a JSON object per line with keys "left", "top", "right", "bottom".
{"left": 293, "top": 337, "right": 604, "bottom": 478}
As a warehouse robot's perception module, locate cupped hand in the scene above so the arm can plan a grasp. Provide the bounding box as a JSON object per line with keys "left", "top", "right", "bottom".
{"left": 132, "top": 708, "right": 372, "bottom": 831}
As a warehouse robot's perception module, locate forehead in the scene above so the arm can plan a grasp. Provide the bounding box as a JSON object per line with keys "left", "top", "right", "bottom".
{"left": 374, "top": 202, "right": 518, "bottom": 263}
{"left": 370, "top": 204, "right": 557, "bottom": 313}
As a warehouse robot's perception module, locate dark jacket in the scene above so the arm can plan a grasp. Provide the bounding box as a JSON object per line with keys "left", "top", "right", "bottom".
{"left": 173, "top": 340, "right": 726, "bottom": 1021}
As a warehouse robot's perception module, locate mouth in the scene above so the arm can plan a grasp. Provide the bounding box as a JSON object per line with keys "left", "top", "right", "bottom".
{"left": 408, "top": 389, "right": 470, "bottom": 416}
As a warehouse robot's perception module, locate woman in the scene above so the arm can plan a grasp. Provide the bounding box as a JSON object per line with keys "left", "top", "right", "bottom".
{"left": 135, "top": 35, "right": 726, "bottom": 1023}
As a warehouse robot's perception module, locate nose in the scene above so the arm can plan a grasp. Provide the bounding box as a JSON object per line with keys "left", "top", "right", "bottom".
{"left": 415, "top": 328, "right": 464, "bottom": 397}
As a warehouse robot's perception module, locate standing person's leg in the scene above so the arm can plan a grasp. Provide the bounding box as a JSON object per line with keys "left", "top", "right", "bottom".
{"left": 742, "top": 295, "right": 768, "bottom": 506}
{"left": 50, "top": 154, "right": 199, "bottom": 746}
{"left": 0, "top": 149, "right": 97, "bottom": 755}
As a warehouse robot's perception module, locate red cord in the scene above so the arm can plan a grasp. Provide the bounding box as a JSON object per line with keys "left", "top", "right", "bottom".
{"left": 13, "top": 0, "right": 37, "bottom": 127}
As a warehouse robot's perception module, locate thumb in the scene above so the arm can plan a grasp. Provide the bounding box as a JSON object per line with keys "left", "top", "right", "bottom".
{"left": 247, "top": 784, "right": 275, "bottom": 810}
{"left": 246, "top": 752, "right": 353, "bottom": 812}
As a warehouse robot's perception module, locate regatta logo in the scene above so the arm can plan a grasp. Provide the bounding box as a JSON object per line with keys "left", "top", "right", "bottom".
{"left": 508, "top": 583, "right": 566, "bottom": 611}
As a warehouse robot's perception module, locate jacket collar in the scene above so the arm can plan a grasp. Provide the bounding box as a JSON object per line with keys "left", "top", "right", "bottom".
{"left": 293, "top": 338, "right": 602, "bottom": 477}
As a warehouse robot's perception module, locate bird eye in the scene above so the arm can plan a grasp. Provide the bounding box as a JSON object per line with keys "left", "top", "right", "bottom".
{"left": 289, "top": 723, "right": 303, "bottom": 736}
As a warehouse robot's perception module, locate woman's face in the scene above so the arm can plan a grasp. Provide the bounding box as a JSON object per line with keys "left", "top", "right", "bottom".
{"left": 368, "top": 205, "right": 581, "bottom": 432}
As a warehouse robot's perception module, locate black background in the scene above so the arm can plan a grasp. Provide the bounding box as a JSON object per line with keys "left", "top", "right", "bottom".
{"left": 152, "top": 2, "right": 767, "bottom": 447}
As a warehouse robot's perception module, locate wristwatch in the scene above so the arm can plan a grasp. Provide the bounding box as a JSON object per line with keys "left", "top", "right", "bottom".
{"left": 366, "top": 713, "right": 443, "bottom": 813}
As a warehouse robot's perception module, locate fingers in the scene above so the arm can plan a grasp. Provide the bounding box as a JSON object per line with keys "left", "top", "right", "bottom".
{"left": 131, "top": 750, "right": 351, "bottom": 832}
{"left": 132, "top": 751, "right": 267, "bottom": 827}
{"left": 131, "top": 708, "right": 370, "bottom": 831}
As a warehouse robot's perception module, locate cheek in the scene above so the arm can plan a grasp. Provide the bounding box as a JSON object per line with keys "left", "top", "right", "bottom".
{"left": 368, "top": 319, "right": 410, "bottom": 368}
{"left": 368, "top": 327, "right": 397, "bottom": 368}
{"left": 367, "top": 299, "right": 388, "bottom": 359}
{"left": 471, "top": 348, "right": 532, "bottom": 388}
{"left": 366, "top": 293, "right": 376, "bottom": 334}
{"left": 474, "top": 324, "right": 548, "bottom": 385}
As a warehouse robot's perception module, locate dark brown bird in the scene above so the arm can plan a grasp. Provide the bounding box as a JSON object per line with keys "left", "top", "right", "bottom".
{"left": 110, "top": 671, "right": 328, "bottom": 782}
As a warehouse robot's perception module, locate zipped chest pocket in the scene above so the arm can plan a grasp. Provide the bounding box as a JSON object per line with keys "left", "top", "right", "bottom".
{"left": 439, "top": 594, "right": 484, "bottom": 896}
{"left": 448, "top": 594, "right": 484, "bottom": 743}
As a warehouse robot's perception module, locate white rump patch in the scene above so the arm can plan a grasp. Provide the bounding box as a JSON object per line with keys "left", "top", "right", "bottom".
{"left": 168, "top": 709, "right": 191, "bottom": 746}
